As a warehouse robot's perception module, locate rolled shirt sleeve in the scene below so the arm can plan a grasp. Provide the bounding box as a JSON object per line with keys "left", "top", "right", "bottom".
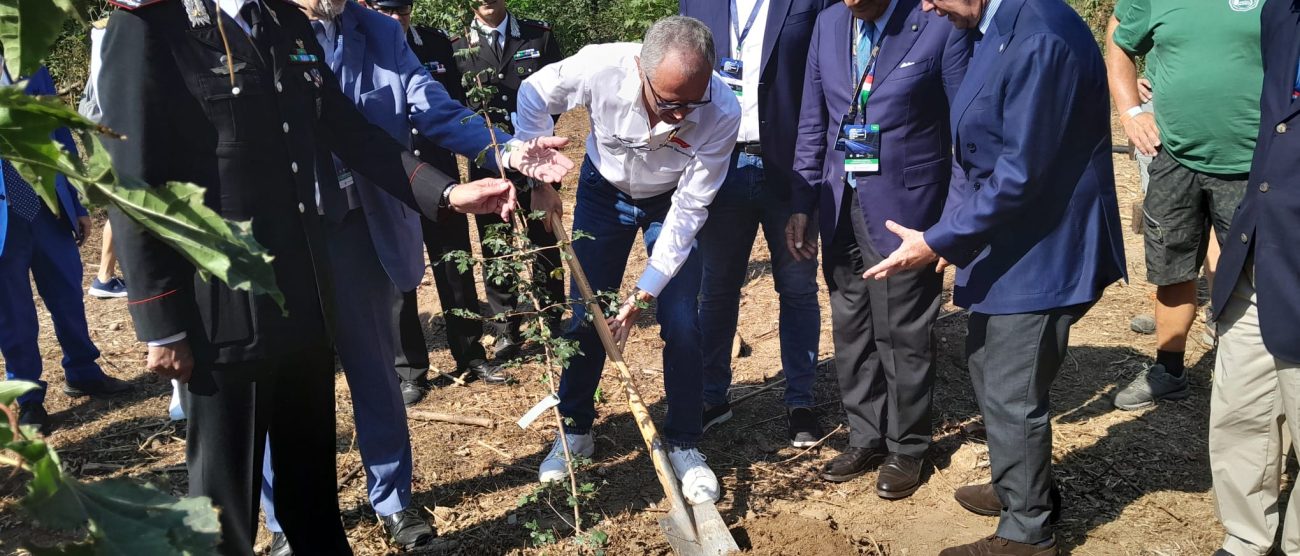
{"left": 513, "top": 44, "right": 601, "bottom": 140}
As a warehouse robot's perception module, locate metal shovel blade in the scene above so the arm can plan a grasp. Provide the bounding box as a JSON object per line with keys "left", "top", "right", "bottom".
{"left": 660, "top": 502, "right": 738, "bottom": 556}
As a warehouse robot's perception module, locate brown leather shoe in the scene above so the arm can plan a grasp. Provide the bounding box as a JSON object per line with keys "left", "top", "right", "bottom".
{"left": 955, "top": 483, "right": 1002, "bottom": 516}
{"left": 939, "top": 535, "right": 1057, "bottom": 556}
{"left": 876, "top": 453, "right": 924, "bottom": 499}
{"left": 955, "top": 483, "right": 1062, "bottom": 523}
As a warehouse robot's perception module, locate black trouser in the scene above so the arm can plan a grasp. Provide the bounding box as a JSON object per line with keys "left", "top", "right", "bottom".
{"left": 827, "top": 194, "right": 942, "bottom": 458}
{"left": 394, "top": 210, "right": 489, "bottom": 381}
{"left": 468, "top": 169, "right": 564, "bottom": 342}
{"left": 966, "top": 302, "right": 1092, "bottom": 544}
{"left": 185, "top": 349, "right": 349, "bottom": 556}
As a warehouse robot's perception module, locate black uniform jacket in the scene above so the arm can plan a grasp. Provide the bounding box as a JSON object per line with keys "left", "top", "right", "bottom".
{"left": 408, "top": 25, "right": 465, "bottom": 180}
{"left": 451, "top": 14, "right": 561, "bottom": 137}
{"left": 100, "top": 0, "right": 458, "bottom": 365}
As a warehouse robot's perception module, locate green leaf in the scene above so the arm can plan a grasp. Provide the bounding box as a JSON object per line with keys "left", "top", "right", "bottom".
{"left": 0, "top": 380, "right": 40, "bottom": 406}
{"left": 0, "top": 82, "right": 285, "bottom": 310}
{"left": 0, "top": 0, "right": 86, "bottom": 80}
{"left": 25, "top": 475, "right": 221, "bottom": 554}
{"left": 84, "top": 175, "right": 284, "bottom": 310}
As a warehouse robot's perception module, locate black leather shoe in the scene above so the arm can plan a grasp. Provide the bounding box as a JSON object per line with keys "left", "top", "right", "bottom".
{"left": 493, "top": 337, "right": 521, "bottom": 362}
{"left": 955, "top": 482, "right": 1062, "bottom": 523}
{"left": 62, "top": 375, "right": 132, "bottom": 398}
{"left": 464, "top": 359, "right": 511, "bottom": 385}
{"left": 399, "top": 377, "right": 426, "bottom": 406}
{"left": 876, "top": 453, "right": 924, "bottom": 499}
{"left": 18, "top": 403, "right": 50, "bottom": 436}
{"left": 267, "top": 532, "right": 293, "bottom": 556}
{"left": 379, "top": 507, "right": 435, "bottom": 550}
{"left": 820, "top": 447, "right": 885, "bottom": 483}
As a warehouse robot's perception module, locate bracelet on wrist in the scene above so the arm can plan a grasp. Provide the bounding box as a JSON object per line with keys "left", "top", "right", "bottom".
{"left": 1123, "top": 105, "right": 1145, "bottom": 119}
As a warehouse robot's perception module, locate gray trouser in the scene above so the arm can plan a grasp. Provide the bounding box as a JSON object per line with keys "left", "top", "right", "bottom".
{"left": 1210, "top": 268, "right": 1300, "bottom": 556}
{"left": 967, "top": 303, "right": 1091, "bottom": 544}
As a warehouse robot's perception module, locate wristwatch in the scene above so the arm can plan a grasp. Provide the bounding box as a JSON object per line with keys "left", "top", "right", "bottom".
{"left": 439, "top": 182, "right": 457, "bottom": 209}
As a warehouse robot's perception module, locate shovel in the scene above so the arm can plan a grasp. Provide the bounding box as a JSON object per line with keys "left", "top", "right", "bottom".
{"left": 550, "top": 213, "right": 739, "bottom": 556}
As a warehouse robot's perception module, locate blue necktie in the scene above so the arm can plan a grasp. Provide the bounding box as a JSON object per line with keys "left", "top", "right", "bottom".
{"left": 856, "top": 21, "right": 877, "bottom": 82}
{"left": 3, "top": 160, "right": 42, "bottom": 222}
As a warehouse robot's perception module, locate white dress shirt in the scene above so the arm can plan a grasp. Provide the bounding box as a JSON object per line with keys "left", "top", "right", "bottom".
{"left": 216, "top": 0, "right": 259, "bottom": 34}
{"left": 471, "top": 15, "right": 510, "bottom": 52}
{"left": 513, "top": 43, "right": 742, "bottom": 297}
{"left": 731, "top": 0, "right": 768, "bottom": 143}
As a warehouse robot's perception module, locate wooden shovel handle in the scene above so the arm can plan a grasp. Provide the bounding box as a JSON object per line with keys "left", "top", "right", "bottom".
{"left": 549, "top": 212, "right": 689, "bottom": 511}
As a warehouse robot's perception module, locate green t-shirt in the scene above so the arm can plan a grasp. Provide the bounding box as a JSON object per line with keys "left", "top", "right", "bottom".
{"left": 1113, "top": 0, "right": 1263, "bottom": 175}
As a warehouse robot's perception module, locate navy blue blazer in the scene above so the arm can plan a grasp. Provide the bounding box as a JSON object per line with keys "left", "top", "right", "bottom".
{"left": 792, "top": 0, "right": 971, "bottom": 257}
{"left": 331, "top": 3, "right": 504, "bottom": 292}
{"left": 1211, "top": 0, "right": 1300, "bottom": 361}
{"left": 0, "top": 66, "right": 86, "bottom": 258}
{"left": 680, "top": 0, "right": 835, "bottom": 188}
{"left": 922, "top": 0, "right": 1126, "bottom": 315}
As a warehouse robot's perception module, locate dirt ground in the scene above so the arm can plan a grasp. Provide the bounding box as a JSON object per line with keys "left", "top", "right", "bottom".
{"left": 0, "top": 109, "right": 1252, "bottom": 555}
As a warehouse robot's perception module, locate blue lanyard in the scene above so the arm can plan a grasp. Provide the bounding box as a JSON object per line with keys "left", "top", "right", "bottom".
{"left": 730, "top": 0, "right": 767, "bottom": 55}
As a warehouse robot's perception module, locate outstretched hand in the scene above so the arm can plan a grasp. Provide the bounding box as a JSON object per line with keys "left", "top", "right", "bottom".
{"left": 510, "top": 136, "right": 575, "bottom": 183}
{"left": 862, "top": 220, "right": 940, "bottom": 280}
{"left": 449, "top": 177, "right": 519, "bottom": 220}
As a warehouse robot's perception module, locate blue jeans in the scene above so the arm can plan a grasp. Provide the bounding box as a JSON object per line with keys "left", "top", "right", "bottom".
{"left": 558, "top": 158, "right": 706, "bottom": 449}
{"left": 699, "top": 151, "right": 820, "bottom": 409}
{"left": 0, "top": 207, "right": 104, "bottom": 406}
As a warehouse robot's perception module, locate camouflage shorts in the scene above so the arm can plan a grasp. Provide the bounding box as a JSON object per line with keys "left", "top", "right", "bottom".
{"left": 1142, "top": 150, "right": 1247, "bottom": 286}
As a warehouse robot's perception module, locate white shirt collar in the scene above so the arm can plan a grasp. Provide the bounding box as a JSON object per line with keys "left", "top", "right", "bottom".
{"left": 216, "top": 0, "right": 259, "bottom": 24}
{"left": 473, "top": 13, "right": 510, "bottom": 39}
{"left": 979, "top": 0, "right": 1004, "bottom": 35}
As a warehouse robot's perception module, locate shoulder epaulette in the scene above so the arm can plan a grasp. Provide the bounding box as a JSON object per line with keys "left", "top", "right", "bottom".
{"left": 518, "top": 18, "right": 551, "bottom": 30}
{"left": 106, "top": 0, "right": 170, "bottom": 10}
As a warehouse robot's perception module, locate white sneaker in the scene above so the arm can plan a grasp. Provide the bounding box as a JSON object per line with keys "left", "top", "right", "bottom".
{"left": 668, "top": 447, "right": 719, "bottom": 505}
{"left": 537, "top": 433, "right": 594, "bottom": 483}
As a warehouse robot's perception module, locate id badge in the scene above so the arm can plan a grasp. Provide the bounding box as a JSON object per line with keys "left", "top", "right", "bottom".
{"left": 719, "top": 57, "right": 744, "bottom": 97}
{"left": 836, "top": 121, "right": 881, "bottom": 176}
{"left": 338, "top": 170, "right": 355, "bottom": 189}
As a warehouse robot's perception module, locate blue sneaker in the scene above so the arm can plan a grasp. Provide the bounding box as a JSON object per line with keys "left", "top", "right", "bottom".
{"left": 88, "top": 276, "right": 127, "bottom": 299}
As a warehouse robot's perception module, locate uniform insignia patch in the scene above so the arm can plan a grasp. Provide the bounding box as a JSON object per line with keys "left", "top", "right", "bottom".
{"left": 290, "top": 40, "right": 319, "bottom": 63}
{"left": 309, "top": 68, "right": 324, "bottom": 88}
{"left": 514, "top": 48, "right": 540, "bottom": 61}
{"left": 424, "top": 61, "right": 447, "bottom": 74}
{"left": 182, "top": 0, "right": 211, "bottom": 27}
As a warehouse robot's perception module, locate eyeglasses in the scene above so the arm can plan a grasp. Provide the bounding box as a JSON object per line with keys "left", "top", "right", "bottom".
{"left": 642, "top": 73, "right": 711, "bottom": 113}
{"left": 374, "top": 4, "right": 413, "bottom": 16}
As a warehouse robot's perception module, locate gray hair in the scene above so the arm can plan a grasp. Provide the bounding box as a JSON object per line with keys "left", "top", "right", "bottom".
{"left": 640, "top": 16, "right": 716, "bottom": 82}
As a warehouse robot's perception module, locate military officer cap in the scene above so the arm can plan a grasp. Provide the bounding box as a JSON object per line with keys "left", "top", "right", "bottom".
{"left": 366, "top": 0, "right": 413, "bottom": 7}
